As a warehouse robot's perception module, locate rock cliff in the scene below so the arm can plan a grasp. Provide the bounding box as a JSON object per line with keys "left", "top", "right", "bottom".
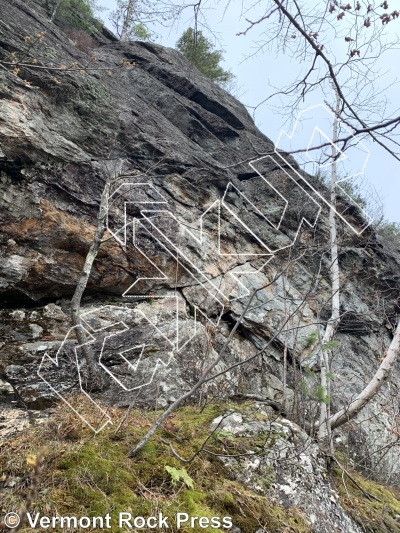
{"left": 1, "top": 1, "right": 400, "bottom": 531}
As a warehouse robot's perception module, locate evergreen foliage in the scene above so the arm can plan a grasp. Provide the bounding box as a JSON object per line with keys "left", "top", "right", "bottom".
{"left": 377, "top": 220, "right": 400, "bottom": 247}
{"left": 176, "top": 28, "right": 233, "bottom": 85}
{"left": 44, "top": 0, "right": 100, "bottom": 32}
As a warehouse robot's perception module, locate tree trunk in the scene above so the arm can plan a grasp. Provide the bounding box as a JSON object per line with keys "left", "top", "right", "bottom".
{"left": 329, "top": 321, "right": 400, "bottom": 430}
{"left": 70, "top": 162, "right": 120, "bottom": 389}
{"left": 50, "top": 1, "right": 60, "bottom": 22}
{"left": 318, "top": 87, "right": 341, "bottom": 451}
{"left": 120, "top": 0, "right": 135, "bottom": 42}
{"left": 128, "top": 289, "right": 258, "bottom": 456}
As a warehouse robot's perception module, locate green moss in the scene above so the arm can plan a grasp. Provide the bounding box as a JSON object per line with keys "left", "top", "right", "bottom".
{"left": 332, "top": 459, "right": 400, "bottom": 532}
{"left": 222, "top": 491, "right": 236, "bottom": 508}
{"left": 0, "top": 399, "right": 312, "bottom": 533}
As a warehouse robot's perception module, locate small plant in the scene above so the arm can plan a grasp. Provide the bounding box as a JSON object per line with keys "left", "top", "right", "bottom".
{"left": 300, "top": 380, "right": 330, "bottom": 404}
{"left": 299, "top": 378, "right": 310, "bottom": 396}
{"left": 57, "top": 0, "right": 102, "bottom": 32}
{"left": 376, "top": 220, "right": 400, "bottom": 247}
{"left": 312, "top": 385, "right": 331, "bottom": 404}
{"left": 133, "top": 23, "right": 151, "bottom": 41}
{"left": 165, "top": 466, "right": 194, "bottom": 489}
{"left": 214, "top": 429, "right": 234, "bottom": 443}
{"left": 322, "top": 340, "right": 340, "bottom": 351}
{"left": 338, "top": 179, "right": 367, "bottom": 210}
{"left": 303, "top": 331, "right": 318, "bottom": 349}
{"left": 176, "top": 28, "right": 234, "bottom": 86}
{"left": 304, "top": 365, "right": 317, "bottom": 377}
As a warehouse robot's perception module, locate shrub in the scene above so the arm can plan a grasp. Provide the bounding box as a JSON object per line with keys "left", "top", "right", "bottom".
{"left": 64, "top": 27, "right": 96, "bottom": 52}
{"left": 376, "top": 220, "right": 400, "bottom": 248}
{"left": 176, "top": 28, "right": 234, "bottom": 86}
{"left": 46, "top": 0, "right": 101, "bottom": 34}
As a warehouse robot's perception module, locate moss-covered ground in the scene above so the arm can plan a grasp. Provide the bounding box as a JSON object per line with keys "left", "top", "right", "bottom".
{"left": 1, "top": 397, "right": 400, "bottom": 532}
{"left": 0, "top": 398, "right": 310, "bottom": 532}
{"left": 332, "top": 455, "right": 400, "bottom": 533}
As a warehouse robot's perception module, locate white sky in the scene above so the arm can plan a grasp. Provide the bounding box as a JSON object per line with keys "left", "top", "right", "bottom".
{"left": 96, "top": 0, "right": 400, "bottom": 223}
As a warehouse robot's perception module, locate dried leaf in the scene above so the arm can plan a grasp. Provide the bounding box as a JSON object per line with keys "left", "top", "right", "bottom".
{"left": 27, "top": 454, "right": 37, "bottom": 467}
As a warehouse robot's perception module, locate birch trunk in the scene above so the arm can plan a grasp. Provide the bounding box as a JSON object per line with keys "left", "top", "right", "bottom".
{"left": 70, "top": 162, "right": 120, "bottom": 388}
{"left": 50, "top": 1, "right": 60, "bottom": 22}
{"left": 120, "top": 0, "right": 135, "bottom": 42}
{"left": 318, "top": 88, "right": 341, "bottom": 450}
{"left": 330, "top": 321, "right": 400, "bottom": 429}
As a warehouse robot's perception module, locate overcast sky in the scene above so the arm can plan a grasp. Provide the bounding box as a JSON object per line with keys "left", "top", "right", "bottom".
{"left": 96, "top": 0, "right": 400, "bottom": 223}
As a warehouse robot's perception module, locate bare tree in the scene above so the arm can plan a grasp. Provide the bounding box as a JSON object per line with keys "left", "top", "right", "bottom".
{"left": 21, "top": 0, "right": 398, "bottom": 457}
{"left": 112, "top": 0, "right": 138, "bottom": 41}
{"left": 329, "top": 321, "right": 400, "bottom": 430}
{"left": 317, "top": 86, "right": 341, "bottom": 451}
{"left": 70, "top": 159, "right": 124, "bottom": 388}
{"left": 110, "top": 0, "right": 184, "bottom": 41}
{"left": 232, "top": 0, "right": 400, "bottom": 448}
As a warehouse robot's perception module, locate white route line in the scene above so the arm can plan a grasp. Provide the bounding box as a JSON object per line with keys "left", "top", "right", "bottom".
{"left": 275, "top": 103, "right": 372, "bottom": 235}
{"left": 37, "top": 103, "right": 373, "bottom": 432}
{"left": 37, "top": 325, "right": 113, "bottom": 433}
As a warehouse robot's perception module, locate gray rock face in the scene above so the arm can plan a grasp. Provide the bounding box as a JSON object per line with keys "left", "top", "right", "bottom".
{"left": 211, "top": 408, "right": 364, "bottom": 533}
{"left": 0, "top": 0, "right": 400, "bottom": 525}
